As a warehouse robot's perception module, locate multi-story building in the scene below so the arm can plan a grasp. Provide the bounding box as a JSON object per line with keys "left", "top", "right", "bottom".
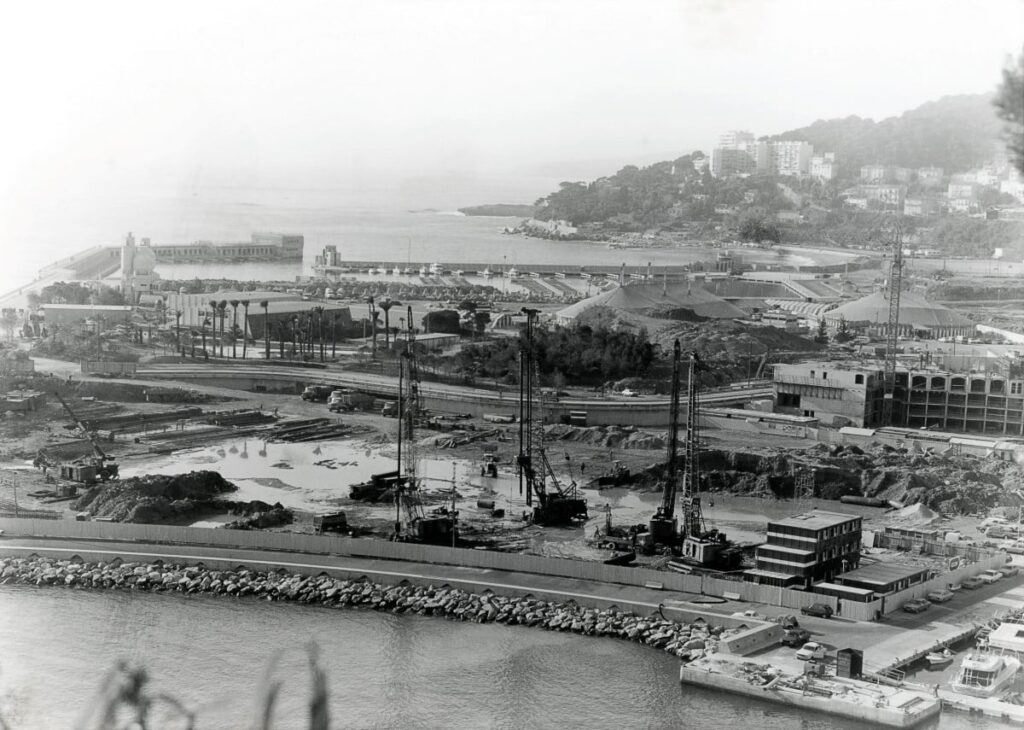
{"left": 755, "top": 141, "right": 813, "bottom": 177}
{"left": 1001, "top": 179, "right": 1024, "bottom": 203}
{"left": 773, "top": 360, "right": 1024, "bottom": 434}
{"left": 149, "top": 233, "right": 304, "bottom": 264}
{"left": 718, "top": 130, "right": 756, "bottom": 149}
{"left": 860, "top": 164, "right": 888, "bottom": 183}
{"left": 917, "top": 166, "right": 944, "bottom": 188}
{"left": 710, "top": 147, "right": 756, "bottom": 178}
{"left": 746, "top": 510, "right": 862, "bottom": 589}
{"left": 891, "top": 167, "right": 913, "bottom": 183}
{"left": 862, "top": 184, "right": 904, "bottom": 206}
{"left": 903, "top": 197, "right": 939, "bottom": 217}
{"left": 810, "top": 153, "right": 836, "bottom": 181}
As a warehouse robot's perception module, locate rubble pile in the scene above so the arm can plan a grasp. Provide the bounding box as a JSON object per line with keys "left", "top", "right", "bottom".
{"left": 544, "top": 424, "right": 667, "bottom": 451}
{"left": 74, "top": 471, "right": 238, "bottom": 523}
{"left": 0, "top": 556, "right": 737, "bottom": 663}
{"left": 628, "top": 442, "right": 1024, "bottom": 515}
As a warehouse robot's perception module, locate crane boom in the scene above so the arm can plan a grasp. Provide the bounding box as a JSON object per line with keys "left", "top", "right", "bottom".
{"left": 648, "top": 340, "right": 682, "bottom": 544}
{"left": 882, "top": 222, "right": 904, "bottom": 426}
{"left": 53, "top": 392, "right": 110, "bottom": 461}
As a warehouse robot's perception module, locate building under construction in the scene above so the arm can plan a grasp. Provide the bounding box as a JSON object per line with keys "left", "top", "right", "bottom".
{"left": 773, "top": 359, "right": 1024, "bottom": 435}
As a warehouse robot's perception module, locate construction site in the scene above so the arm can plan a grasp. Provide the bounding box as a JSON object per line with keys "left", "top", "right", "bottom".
{"left": 0, "top": 218, "right": 1021, "bottom": 621}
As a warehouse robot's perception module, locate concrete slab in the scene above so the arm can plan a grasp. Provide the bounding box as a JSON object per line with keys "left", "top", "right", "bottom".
{"left": 984, "top": 596, "right": 1024, "bottom": 609}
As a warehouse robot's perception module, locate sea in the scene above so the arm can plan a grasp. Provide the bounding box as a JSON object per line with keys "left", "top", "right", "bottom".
{"left": 0, "top": 585, "right": 1002, "bottom": 730}
{"left": 1, "top": 185, "right": 857, "bottom": 296}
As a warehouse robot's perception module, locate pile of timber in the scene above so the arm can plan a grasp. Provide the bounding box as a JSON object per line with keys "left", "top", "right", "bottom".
{"left": 267, "top": 418, "right": 365, "bottom": 443}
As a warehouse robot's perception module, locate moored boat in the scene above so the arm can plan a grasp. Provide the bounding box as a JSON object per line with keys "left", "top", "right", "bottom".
{"left": 950, "top": 652, "right": 1020, "bottom": 698}
{"left": 926, "top": 648, "right": 954, "bottom": 667}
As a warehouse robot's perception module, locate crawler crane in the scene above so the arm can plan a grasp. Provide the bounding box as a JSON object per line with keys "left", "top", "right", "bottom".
{"left": 517, "top": 308, "right": 587, "bottom": 526}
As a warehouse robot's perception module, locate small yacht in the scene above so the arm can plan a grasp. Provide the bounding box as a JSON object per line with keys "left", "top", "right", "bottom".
{"left": 926, "top": 648, "right": 954, "bottom": 668}
{"left": 418, "top": 265, "right": 428, "bottom": 277}
{"left": 453, "top": 269, "right": 464, "bottom": 277}
{"left": 480, "top": 267, "right": 493, "bottom": 278}
{"left": 392, "top": 266, "right": 402, "bottom": 276}
{"left": 506, "top": 266, "right": 520, "bottom": 279}
{"left": 950, "top": 652, "right": 1021, "bottom": 698}
{"left": 402, "top": 267, "right": 413, "bottom": 276}
{"left": 429, "top": 263, "right": 442, "bottom": 275}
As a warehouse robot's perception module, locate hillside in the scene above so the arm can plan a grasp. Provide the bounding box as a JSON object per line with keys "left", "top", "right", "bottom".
{"left": 770, "top": 93, "right": 1002, "bottom": 176}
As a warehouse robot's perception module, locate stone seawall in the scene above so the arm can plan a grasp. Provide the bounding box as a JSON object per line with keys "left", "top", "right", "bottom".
{"left": 0, "top": 556, "right": 733, "bottom": 662}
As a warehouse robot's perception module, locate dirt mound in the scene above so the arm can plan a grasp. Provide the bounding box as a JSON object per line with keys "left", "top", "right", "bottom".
{"left": 74, "top": 470, "right": 237, "bottom": 523}
{"left": 544, "top": 424, "right": 667, "bottom": 451}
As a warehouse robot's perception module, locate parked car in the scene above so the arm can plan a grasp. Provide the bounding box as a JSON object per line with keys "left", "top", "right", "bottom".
{"left": 902, "top": 598, "right": 931, "bottom": 613}
{"left": 800, "top": 603, "right": 834, "bottom": 618}
{"left": 999, "top": 565, "right": 1020, "bottom": 578}
{"left": 620, "top": 389, "right": 639, "bottom": 397}
{"left": 795, "top": 642, "right": 828, "bottom": 661}
{"left": 731, "top": 610, "right": 768, "bottom": 622}
{"left": 979, "top": 570, "right": 1004, "bottom": 584}
{"left": 926, "top": 588, "right": 955, "bottom": 603}
{"left": 781, "top": 627, "right": 812, "bottom": 647}
{"left": 961, "top": 576, "right": 985, "bottom": 590}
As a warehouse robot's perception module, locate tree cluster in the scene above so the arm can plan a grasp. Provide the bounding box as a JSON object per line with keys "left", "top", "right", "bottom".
{"left": 454, "top": 323, "right": 656, "bottom": 385}
{"left": 32, "top": 281, "right": 125, "bottom": 307}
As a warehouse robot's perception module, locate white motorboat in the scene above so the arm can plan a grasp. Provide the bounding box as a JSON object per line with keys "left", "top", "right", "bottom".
{"left": 926, "top": 648, "right": 954, "bottom": 668}
{"left": 392, "top": 266, "right": 402, "bottom": 276}
{"left": 950, "top": 652, "right": 1021, "bottom": 698}
{"left": 418, "top": 265, "right": 428, "bottom": 277}
{"left": 429, "top": 263, "right": 442, "bottom": 275}
{"left": 480, "top": 267, "right": 493, "bottom": 278}
{"left": 506, "top": 266, "right": 520, "bottom": 279}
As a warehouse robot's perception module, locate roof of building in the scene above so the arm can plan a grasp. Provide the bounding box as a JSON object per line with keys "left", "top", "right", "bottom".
{"left": 813, "top": 582, "right": 876, "bottom": 597}
{"left": 825, "top": 291, "right": 973, "bottom": 328}
{"left": 40, "top": 304, "right": 132, "bottom": 312}
{"left": 770, "top": 510, "right": 861, "bottom": 531}
{"left": 743, "top": 568, "right": 798, "bottom": 581}
{"left": 837, "top": 561, "right": 930, "bottom": 587}
{"left": 556, "top": 281, "right": 746, "bottom": 322}
{"left": 245, "top": 301, "right": 351, "bottom": 316}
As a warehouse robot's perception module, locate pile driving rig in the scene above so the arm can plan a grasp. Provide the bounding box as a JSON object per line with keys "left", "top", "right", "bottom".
{"left": 394, "top": 306, "right": 458, "bottom": 545}
{"left": 643, "top": 341, "right": 741, "bottom": 569}
{"left": 517, "top": 308, "right": 587, "bottom": 526}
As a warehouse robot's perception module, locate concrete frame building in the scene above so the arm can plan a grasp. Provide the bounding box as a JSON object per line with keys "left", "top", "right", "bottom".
{"left": 773, "top": 360, "right": 1024, "bottom": 434}
{"left": 149, "top": 233, "right": 303, "bottom": 264}
{"left": 711, "top": 147, "right": 757, "bottom": 178}
{"left": 755, "top": 141, "right": 813, "bottom": 177}
{"left": 746, "top": 510, "right": 862, "bottom": 589}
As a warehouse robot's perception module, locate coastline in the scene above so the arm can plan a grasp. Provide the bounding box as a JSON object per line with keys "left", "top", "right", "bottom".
{"left": 0, "top": 555, "right": 723, "bottom": 661}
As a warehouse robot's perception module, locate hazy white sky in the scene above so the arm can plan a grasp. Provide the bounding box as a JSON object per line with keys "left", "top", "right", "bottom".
{"left": 0, "top": 0, "right": 1022, "bottom": 236}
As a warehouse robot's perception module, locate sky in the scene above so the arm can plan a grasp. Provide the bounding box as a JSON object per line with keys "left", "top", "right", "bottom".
{"left": 0, "top": 0, "right": 1022, "bottom": 290}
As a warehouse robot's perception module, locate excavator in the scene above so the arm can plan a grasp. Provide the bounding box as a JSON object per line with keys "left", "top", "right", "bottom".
{"left": 517, "top": 308, "right": 587, "bottom": 526}
{"left": 50, "top": 392, "right": 119, "bottom": 485}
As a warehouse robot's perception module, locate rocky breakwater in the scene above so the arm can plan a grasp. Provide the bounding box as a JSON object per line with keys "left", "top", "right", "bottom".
{"left": 0, "top": 556, "right": 730, "bottom": 662}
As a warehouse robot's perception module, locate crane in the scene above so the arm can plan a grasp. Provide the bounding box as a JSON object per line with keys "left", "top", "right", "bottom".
{"left": 394, "top": 306, "right": 457, "bottom": 545}
{"left": 647, "top": 340, "right": 683, "bottom": 546}
{"left": 644, "top": 343, "right": 740, "bottom": 568}
{"left": 881, "top": 220, "right": 904, "bottom": 426}
{"left": 517, "top": 308, "right": 587, "bottom": 526}
{"left": 52, "top": 392, "right": 119, "bottom": 482}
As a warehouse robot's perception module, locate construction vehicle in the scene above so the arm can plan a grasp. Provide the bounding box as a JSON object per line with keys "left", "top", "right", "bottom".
{"left": 642, "top": 342, "right": 741, "bottom": 569}
{"left": 52, "top": 392, "right": 119, "bottom": 484}
{"left": 517, "top": 308, "right": 587, "bottom": 526}
{"left": 588, "top": 459, "right": 631, "bottom": 489}
{"left": 393, "top": 306, "right": 458, "bottom": 545}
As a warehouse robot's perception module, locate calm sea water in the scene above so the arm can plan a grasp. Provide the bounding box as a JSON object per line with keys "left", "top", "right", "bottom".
{"left": 0, "top": 586, "right": 1000, "bottom": 729}
{"left": 2, "top": 185, "right": 854, "bottom": 295}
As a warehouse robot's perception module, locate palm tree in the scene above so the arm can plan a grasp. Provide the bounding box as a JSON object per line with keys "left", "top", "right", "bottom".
{"left": 314, "top": 306, "right": 326, "bottom": 361}
{"left": 200, "top": 315, "right": 209, "bottom": 356}
{"left": 217, "top": 300, "right": 228, "bottom": 357}
{"left": 331, "top": 311, "right": 338, "bottom": 358}
{"left": 260, "top": 300, "right": 270, "bottom": 359}
{"left": 291, "top": 315, "right": 299, "bottom": 358}
{"left": 229, "top": 299, "right": 240, "bottom": 358}
{"left": 366, "top": 296, "right": 377, "bottom": 357}
{"left": 174, "top": 309, "right": 182, "bottom": 350}
{"left": 208, "top": 300, "right": 218, "bottom": 355}
{"left": 378, "top": 297, "right": 399, "bottom": 350}
{"left": 241, "top": 300, "right": 251, "bottom": 359}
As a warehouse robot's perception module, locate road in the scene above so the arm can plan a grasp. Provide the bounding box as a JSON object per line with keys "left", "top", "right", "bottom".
{"left": 134, "top": 363, "right": 774, "bottom": 410}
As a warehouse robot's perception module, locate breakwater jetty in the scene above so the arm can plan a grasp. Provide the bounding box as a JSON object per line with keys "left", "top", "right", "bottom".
{"left": 0, "top": 556, "right": 726, "bottom": 661}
